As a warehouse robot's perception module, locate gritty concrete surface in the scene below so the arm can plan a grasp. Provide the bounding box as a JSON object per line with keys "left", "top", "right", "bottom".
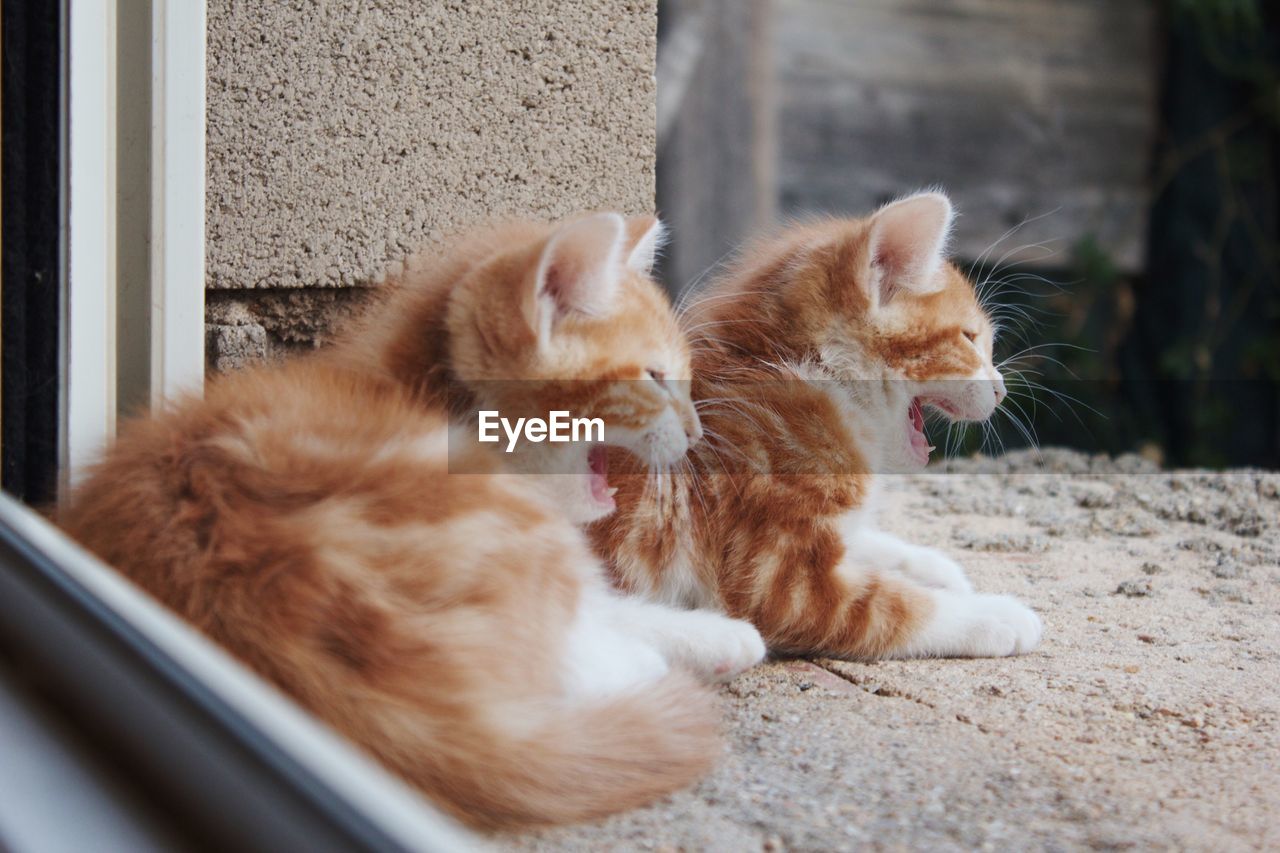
{"left": 206, "top": 0, "right": 657, "bottom": 292}
{"left": 510, "top": 449, "right": 1280, "bottom": 851}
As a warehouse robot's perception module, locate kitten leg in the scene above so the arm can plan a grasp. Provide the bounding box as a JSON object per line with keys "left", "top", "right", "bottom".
{"left": 561, "top": 593, "right": 671, "bottom": 699}
{"left": 755, "top": 556, "right": 1041, "bottom": 660}
{"left": 595, "top": 590, "right": 766, "bottom": 683}
{"left": 829, "top": 560, "right": 1041, "bottom": 658}
{"left": 843, "top": 526, "right": 973, "bottom": 593}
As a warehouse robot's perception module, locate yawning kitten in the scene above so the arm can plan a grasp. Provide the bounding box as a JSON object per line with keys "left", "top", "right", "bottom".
{"left": 594, "top": 192, "right": 1043, "bottom": 659}
{"left": 59, "top": 213, "right": 764, "bottom": 829}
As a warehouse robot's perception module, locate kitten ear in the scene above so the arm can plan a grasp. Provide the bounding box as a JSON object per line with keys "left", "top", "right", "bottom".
{"left": 624, "top": 215, "right": 668, "bottom": 275}
{"left": 527, "top": 212, "right": 627, "bottom": 342}
{"left": 865, "top": 191, "right": 954, "bottom": 307}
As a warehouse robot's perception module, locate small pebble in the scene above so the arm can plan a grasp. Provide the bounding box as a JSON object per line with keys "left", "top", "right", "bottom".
{"left": 1114, "top": 579, "right": 1154, "bottom": 597}
{"left": 1210, "top": 555, "right": 1243, "bottom": 579}
{"left": 1211, "top": 585, "right": 1253, "bottom": 604}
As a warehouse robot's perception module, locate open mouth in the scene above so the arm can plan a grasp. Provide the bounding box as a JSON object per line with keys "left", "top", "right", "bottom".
{"left": 906, "top": 395, "right": 976, "bottom": 466}
{"left": 906, "top": 398, "right": 935, "bottom": 466}
{"left": 588, "top": 445, "right": 617, "bottom": 510}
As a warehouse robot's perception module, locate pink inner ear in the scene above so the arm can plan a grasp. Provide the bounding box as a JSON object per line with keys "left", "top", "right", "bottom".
{"left": 530, "top": 213, "right": 626, "bottom": 336}
{"left": 538, "top": 256, "right": 598, "bottom": 323}
{"left": 540, "top": 261, "right": 573, "bottom": 311}
{"left": 873, "top": 240, "right": 915, "bottom": 278}
{"left": 867, "top": 193, "right": 954, "bottom": 304}
{"left": 872, "top": 244, "right": 907, "bottom": 304}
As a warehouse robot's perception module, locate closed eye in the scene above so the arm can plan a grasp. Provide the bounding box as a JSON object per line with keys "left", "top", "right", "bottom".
{"left": 647, "top": 368, "right": 667, "bottom": 386}
{"left": 962, "top": 330, "right": 978, "bottom": 343}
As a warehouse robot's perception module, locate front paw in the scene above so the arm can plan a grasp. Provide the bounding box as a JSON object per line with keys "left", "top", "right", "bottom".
{"left": 675, "top": 612, "right": 767, "bottom": 682}
{"left": 899, "top": 546, "right": 973, "bottom": 593}
{"left": 952, "top": 593, "right": 1042, "bottom": 657}
{"left": 903, "top": 592, "right": 1043, "bottom": 659}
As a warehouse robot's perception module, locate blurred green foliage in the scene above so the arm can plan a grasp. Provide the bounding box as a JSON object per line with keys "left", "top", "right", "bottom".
{"left": 1172, "top": 0, "right": 1262, "bottom": 37}
{"left": 954, "top": 0, "right": 1279, "bottom": 468}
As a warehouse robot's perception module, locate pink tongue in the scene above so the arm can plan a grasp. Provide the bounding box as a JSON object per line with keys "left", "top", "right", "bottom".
{"left": 908, "top": 400, "right": 931, "bottom": 461}
{"left": 588, "top": 445, "right": 614, "bottom": 507}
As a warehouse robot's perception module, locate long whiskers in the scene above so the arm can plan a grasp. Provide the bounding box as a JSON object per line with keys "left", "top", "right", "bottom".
{"left": 970, "top": 207, "right": 1062, "bottom": 284}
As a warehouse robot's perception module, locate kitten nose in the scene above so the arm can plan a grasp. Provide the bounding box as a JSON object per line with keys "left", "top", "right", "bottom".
{"left": 992, "top": 374, "right": 1007, "bottom": 405}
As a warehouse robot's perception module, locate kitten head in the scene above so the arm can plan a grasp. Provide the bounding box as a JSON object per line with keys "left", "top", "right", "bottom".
{"left": 694, "top": 191, "right": 1004, "bottom": 472}
{"left": 822, "top": 192, "right": 1005, "bottom": 470}
{"left": 448, "top": 213, "right": 701, "bottom": 523}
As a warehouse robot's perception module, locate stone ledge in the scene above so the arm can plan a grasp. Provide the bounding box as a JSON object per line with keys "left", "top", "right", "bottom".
{"left": 514, "top": 450, "right": 1280, "bottom": 850}
{"left": 205, "top": 287, "right": 376, "bottom": 371}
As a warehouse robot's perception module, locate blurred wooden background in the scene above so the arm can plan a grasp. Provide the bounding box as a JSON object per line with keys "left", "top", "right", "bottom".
{"left": 657, "top": 0, "right": 1158, "bottom": 293}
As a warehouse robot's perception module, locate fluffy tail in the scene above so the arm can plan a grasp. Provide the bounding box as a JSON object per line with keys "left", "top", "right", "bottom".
{"left": 374, "top": 671, "right": 722, "bottom": 830}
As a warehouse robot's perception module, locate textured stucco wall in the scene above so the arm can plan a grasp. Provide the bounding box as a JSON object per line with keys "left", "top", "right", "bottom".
{"left": 205, "top": 0, "right": 657, "bottom": 365}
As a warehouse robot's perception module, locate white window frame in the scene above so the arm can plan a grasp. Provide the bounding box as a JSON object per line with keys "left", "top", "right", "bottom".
{"left": 61, "top": 0, "right": 207, "bottom": 499}
{"left": 0, "top": 491, "right": 477, "bottom": 851}
{"left": 148, "top": 0, "right": 207, "bottom": 409}
{"left": 61, "top": 0, "right": 118, "bottom": 497}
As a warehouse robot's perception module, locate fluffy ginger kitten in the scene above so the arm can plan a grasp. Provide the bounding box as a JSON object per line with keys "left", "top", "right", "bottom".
{"left": 594, "top": 192, "right": 1043, "bottom": 660}
{"left": 58, "top": 213, "right": 764, "bottom": 829}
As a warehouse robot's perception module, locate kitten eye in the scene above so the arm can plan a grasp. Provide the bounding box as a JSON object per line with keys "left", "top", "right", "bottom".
{"left": 963, "top": 330, "right": 978, "bottom": 343}
{"left": 647, "top": 368, "right": 667, "bottom": 386}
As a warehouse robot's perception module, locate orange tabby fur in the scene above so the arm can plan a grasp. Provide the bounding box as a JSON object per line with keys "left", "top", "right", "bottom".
{"left": 58, "top": 213, "right": 765, "bottom": 829}
{"left": 594, "top": 193, "right": 1043, "bottom": 660}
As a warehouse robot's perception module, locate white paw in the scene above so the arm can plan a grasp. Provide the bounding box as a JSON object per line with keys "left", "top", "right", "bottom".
{"left": 897, "top": 546, "right": 973, "bottom": 593}
{"left": 904, "top": 592, "right": 1042, "bottom": 659}
{"left": 667, "top": 611, "right": 767, "bottom": 682}
{"left": 960, "top": 594, "right": 1042, "bottom": 657}
{"left": 562, "top": 620, "right": 671, "bottom": 699}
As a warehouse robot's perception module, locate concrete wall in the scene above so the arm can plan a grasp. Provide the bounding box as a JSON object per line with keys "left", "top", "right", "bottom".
{"left": 205, "top": 0, "right": 658, "bottom": 368}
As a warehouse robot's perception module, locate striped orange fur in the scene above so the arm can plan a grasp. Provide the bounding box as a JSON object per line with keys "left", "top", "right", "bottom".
{"left": 594, "top": 192, "right": 1043, "bottom": 660}
{"left": 58, "top": 213, "right": 764, "bottom": 830}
